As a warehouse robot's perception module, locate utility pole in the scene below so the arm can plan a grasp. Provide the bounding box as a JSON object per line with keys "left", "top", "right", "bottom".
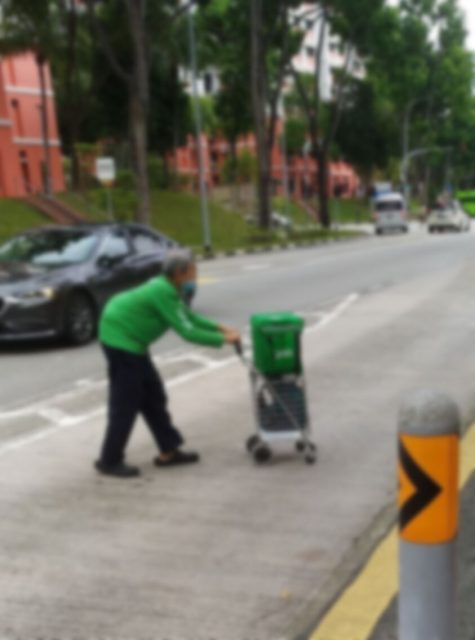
{"left": 187, "top": 5, "right": 212, "bottom": 254}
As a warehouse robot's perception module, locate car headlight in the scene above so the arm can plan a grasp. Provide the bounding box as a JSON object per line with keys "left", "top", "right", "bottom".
{"left": 6, "top": 287, "right": 56, "bottom": 304}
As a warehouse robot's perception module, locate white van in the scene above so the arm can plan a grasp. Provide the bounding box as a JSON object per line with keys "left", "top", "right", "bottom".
{"left": 373, "top": 193, "right": 409, "bottom": 235}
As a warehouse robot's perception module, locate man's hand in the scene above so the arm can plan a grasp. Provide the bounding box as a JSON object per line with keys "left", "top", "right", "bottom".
{"left": 221, "top": 326, "right": 241, "bottom": 345}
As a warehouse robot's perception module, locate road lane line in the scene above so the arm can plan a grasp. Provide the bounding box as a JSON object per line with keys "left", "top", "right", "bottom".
{"left": 0, "top": 296, "right": 356, "bottom": 456}
{"left": 307, "top": 293, "right": 359, "bottom": 333}
{"left": 242, "top": 263, "right": 271, "bottom": 272}
{"left": 37, "top": 407, "right": 77, "bottom": 426}
{"left": 309, "top": 422, "right": 475, "bottom": 640}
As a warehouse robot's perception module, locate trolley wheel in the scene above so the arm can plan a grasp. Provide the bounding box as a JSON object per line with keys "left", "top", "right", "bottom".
{"left": 305, "top": 453, "right": 317, "bottom": 465}
{"left": 253, "top": 444, "right": 272, "bottom": 464}
{"left": 246, "top": 435, "right": 261, "bottom": 453}
{"left": 295, "top": 440, "right": 306, "bottom": 453}
{"left": 307, "top": 442, "right": 317, "bottom": 453}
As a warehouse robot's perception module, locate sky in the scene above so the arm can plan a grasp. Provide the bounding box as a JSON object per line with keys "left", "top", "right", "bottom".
{"left": 459, "top": 0, "right": 475, "bottom": 50}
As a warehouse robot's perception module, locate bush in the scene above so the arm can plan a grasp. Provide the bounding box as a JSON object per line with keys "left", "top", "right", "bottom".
{"left": 112, "top": 189, "right": 138, "bottom": 222}
{"left": 115, "top": 169, "right": 135, "bottom": 190}
{"left": 147, "top": 155, "right": 175, "bottom": 189}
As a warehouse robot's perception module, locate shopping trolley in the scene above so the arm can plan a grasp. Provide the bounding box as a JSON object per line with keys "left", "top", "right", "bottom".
{"left": 236, "top": 312, "right": 317, "bottom": 465}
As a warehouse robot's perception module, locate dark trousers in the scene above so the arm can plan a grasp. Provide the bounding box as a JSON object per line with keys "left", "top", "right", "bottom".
{"left": 99, "top": 345, "right": 183, "bottom": 466}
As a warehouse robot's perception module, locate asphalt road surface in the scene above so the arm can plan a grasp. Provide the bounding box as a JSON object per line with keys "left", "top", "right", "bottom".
{"left": 3, "top": 224, "right": 475, "bottom": 640}
{"left": 1, "top": 224, "right": 475, "bottom": 413}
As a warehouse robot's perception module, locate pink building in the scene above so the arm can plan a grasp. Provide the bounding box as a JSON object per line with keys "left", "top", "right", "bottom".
{"left": 0, "top": 53, "right": 65, "bottom": 198}
{"left": 172, "top": 125, "right": 360, "bottom": 208}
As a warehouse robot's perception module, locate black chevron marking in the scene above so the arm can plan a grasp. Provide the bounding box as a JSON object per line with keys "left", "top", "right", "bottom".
{"left": 399, "top": 439, "right": 442, "bottom": 531}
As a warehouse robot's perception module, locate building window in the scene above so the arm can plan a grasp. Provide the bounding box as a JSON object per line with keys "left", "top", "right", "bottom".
{"left": 306, "top": 19, "right": 314, "bottom": 30}
{"left": 305, "top": 46, "right": 316, "bottom": 58}
{"left": 11, "top": 99, "right": 24, "bottom": 136}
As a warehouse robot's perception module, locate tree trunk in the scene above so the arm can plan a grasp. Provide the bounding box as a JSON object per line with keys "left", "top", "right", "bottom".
{"left": 250, "top": 0, "right": 270, "bottom": 229}
{"left": 125, "top": 0, "right": 150, "bottom": 225}
{"left": 129, "top": 91, "right": 151, "bottom": 224}
{"left": 36, "top": 55, "right": 52, "bottom": 197}
{"left": 315, "top": 146, "right": 331, "bottom": 228}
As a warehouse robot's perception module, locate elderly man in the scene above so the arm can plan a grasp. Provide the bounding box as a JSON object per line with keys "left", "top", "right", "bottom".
{"left": 95, "top": 248, "right": 240, "bottom": 478}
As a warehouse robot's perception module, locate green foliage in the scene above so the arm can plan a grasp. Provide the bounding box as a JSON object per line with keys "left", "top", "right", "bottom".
{"left": 115, "top": 170, "right": 135, "bottom": 191}
{"left": 283, "top": 118, "right": 307, "bottom": 157}
{"left": 147, "top": 156, "right": 175, "bottom": 190}
{"left": 221, "top": 150, "right": 257, "bottom": 184}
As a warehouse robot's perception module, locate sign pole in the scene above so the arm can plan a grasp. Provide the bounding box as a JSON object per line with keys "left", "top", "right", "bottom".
{"left": 106, "top": 186, "right": 114, "bottom": 222}
{"left": 95, "top": 157, "right": 117, "bottom": 222}
{"left": 398, "top": 390, "right": 460, "bottom": 640}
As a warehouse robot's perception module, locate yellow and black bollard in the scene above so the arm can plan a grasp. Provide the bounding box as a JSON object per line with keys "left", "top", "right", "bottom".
{"left": 398, "top": 390, "right": 460, "bottom": 640}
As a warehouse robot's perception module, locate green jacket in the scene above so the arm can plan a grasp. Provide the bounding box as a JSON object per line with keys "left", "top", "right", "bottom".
{"left": 99, "top": 275, "right": 224, "bottom": 354}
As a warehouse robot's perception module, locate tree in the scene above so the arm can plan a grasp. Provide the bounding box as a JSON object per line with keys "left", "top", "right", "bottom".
{"left": 85, "top": 0, "right": 153, "bottom": 224}
{"left": 250, "top": 0, "right": 301, "bottom": 229}
{"left": 282, "top": 117, "right": 307, "bottom": 157}
{"left": 52, "top": 2, "right": 97, "bottom": 190}
{"left": 288, "top": 0, "right": 387, "bottom": 227}
{"left": 358, "top": 0, "right": 475, "bottom": 199}
{"left": 198, "top": 0, "right": 253, "bottom": 205}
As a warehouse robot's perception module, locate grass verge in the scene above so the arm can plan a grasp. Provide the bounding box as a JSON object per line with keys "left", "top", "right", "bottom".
{"left": 4, "top": 189, "right": 364, "bottom": 252}
{"left": 0, "top": 198, "right": 49, "bottom": 243}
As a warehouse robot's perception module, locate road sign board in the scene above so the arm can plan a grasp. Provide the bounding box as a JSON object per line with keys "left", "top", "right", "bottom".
{"left": 96, "top": 157, "right": 116, "bottom": 186}
{"left": 398, "top": 433, "right": 459, "bottom": 544}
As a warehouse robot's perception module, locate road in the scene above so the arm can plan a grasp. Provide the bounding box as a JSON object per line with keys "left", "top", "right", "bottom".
{"left": 1, "top": 224, "right": 475, "bottom": 412}
{"left": 2, "top": 225, "right": 475, "bottom": 640}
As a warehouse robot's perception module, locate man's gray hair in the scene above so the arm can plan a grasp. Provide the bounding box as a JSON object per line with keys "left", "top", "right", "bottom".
{"left": 163, "top": 248, "right": 195, "bottom": 277}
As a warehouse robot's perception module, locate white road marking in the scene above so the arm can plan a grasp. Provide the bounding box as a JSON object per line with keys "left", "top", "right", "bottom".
{"left": 37, "top": 407, "right": 77, "bottom": 426}
{"left": 74, "top": 378, "right": 96, "bottom": 388}
{"left": 307, "top": 293, "right": 359, "bottom": 333}
{"left": 0, "top": 295, "right": 358, "bottom": 456}
{"left": 242, "top": 263, "right": 271, "bottom": 272}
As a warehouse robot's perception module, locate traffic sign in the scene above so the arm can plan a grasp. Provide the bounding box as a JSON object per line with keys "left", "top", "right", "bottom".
{"left": 398, "top": 433, "right": 459, "bottom": 544}
{"left": 96, "top": 157, "right": 116, "bottom": 187}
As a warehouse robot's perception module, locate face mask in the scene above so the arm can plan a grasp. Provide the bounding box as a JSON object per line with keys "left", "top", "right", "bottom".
{"left": 181, "top": 281, "right": 197, "bottom": 300}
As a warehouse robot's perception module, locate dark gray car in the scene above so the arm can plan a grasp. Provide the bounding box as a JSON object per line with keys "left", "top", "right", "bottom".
{"left": 0, "top": 223, "right": 177, "bottom": 345}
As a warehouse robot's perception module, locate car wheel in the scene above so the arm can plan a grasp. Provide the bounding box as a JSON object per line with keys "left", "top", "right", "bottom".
{"left": 64, "top": 292, "right": 96, "bottom": 346}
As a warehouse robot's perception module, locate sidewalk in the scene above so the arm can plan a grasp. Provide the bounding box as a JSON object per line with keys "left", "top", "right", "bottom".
{"left": 2, "top": 263, "right": 475, "bottom": 639}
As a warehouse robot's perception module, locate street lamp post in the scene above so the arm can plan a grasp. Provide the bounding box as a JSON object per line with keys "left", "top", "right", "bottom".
{"left": 186, "top": 5, "right": 212, "bottom": 254}
{"left": 400, "top": 146, "right": 452, "bottom": 201}
{"left": 402, "top": 98, "right": 430, "bottom": 206}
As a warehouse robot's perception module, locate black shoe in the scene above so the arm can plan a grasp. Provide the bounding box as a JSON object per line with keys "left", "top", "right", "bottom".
{"left": 94, "top": 460, "right": 141, "bottom": 478}
{"left": 154, "top": 450, "right": 200, "bottom": 468}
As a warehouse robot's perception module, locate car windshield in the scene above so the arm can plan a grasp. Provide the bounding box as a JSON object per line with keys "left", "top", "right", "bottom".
{"left": 376, "top": 201, "right": 403, "bottom": 212}
{"left": 0, "top": 229, "right": 98, "bottom": 267}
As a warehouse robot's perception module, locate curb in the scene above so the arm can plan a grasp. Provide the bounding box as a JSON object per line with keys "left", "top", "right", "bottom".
{"left": 195, "top": 234, "right": 368, "bottom": 262}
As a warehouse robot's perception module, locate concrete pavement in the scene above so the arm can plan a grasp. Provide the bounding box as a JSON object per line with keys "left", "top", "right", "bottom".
{"left": 3, "top": 246, "right": 475, "bottom": 638}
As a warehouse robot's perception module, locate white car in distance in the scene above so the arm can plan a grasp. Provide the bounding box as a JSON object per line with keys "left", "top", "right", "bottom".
{"left": 427, "top": 201, "right": 471, "bottom": 233}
